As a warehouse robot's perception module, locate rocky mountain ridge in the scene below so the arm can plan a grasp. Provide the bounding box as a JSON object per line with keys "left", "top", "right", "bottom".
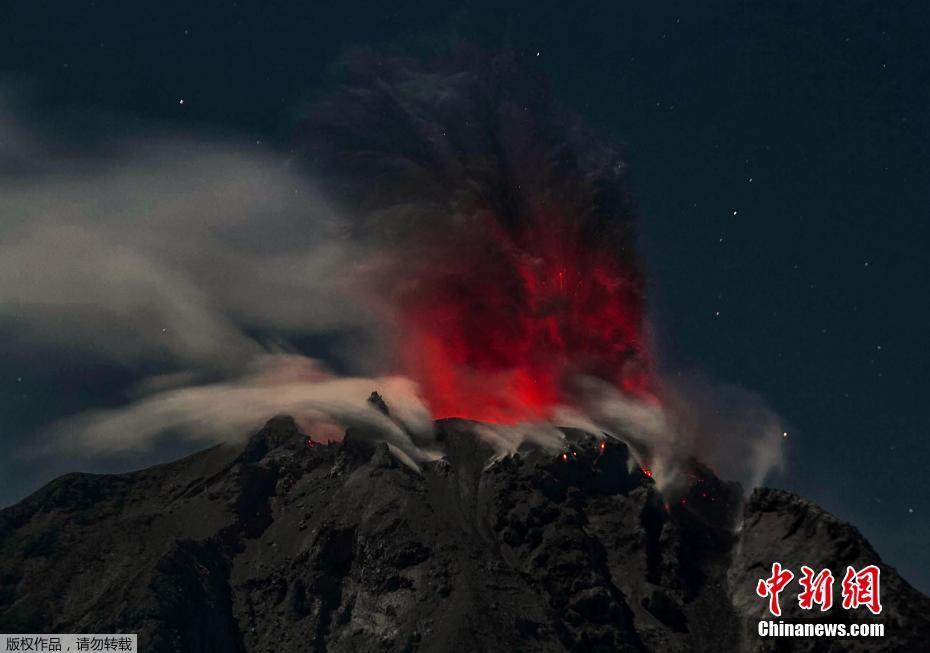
{"left": 1, "top": 416, "right": 927, "bottom": 652}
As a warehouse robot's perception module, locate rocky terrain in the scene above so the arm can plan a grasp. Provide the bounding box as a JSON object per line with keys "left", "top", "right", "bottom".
{"left": 1, "top": 414, "right": 928, "bottom": 652}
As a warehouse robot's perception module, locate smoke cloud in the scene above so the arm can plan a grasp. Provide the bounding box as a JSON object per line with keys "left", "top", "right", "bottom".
{"left": 0, "top": 107, "right": 370, "bottom": 371}
{"left": 34, "top": 354, "right": 441, "bottom": 471}
{"left": 558, "top": 374, "right": 785, "bottom": 491}
{"left": 1, "top": 52, "right": 786, "bottom": 491}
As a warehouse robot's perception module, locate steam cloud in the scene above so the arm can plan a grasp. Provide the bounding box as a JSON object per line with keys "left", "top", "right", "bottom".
{"left": 1, "top": 54, "right": 784, "bottom": 489}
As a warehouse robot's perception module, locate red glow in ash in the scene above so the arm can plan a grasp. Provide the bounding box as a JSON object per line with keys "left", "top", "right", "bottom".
{"left": 641, "top": 467, "right": 654, "bottom": 478}
{"left": 394, "top": 205, "right": 650, "bottom": 423}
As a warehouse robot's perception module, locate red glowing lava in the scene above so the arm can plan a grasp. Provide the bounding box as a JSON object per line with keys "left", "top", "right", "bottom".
{"left": 393, "top": 204, "right": 649, "bottom": 423}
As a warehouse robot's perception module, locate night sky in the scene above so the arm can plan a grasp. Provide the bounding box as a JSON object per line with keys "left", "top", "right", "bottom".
{"left": 1, "top": 2, "right": 928, "bottom": 592}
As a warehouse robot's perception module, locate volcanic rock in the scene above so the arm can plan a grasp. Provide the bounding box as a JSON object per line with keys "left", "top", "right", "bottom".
{"left": 1, "top": 416, "right": 927, "bottom": 652}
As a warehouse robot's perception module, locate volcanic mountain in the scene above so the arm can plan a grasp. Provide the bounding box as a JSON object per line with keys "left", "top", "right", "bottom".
{"left": 1, "top": 413, "right": 928, "bottom": 652}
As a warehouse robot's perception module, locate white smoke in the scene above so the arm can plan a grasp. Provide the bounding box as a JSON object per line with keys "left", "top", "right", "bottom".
{"left": 558, "top": 374, "right": 786, "bottom": 492}
{"left": 34, "top": 354, "right": 441, "bottom": 470}
{"left": 0, "top": 104, "right": 373, "bottom": 371}
{"left": 464, "top": 373, "right": 785, "bottom": 492}
{"left": 0, "top": 89, "right": 419, "bottom": 467}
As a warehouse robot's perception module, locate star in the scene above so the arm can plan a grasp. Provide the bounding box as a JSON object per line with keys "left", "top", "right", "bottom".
{"left": 178, "top": 99, "right": 185, "bottom": 105}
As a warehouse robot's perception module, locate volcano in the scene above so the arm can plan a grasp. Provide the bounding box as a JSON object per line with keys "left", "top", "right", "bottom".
{"left": 1, "top": 414, "right": 927, "bottom": 652}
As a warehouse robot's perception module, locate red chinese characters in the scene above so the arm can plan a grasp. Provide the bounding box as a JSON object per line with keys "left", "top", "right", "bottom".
{"left": 756, "top": 562, "right": 795, "bottom": 617}
{"left": 756, "top": 563, "right": 883, "bottom": 616}
{"left": 841, "top": 565, "right": 882, "bottom": 615}
{"left": 798, "top": 566, "right": 834, "bottom": 611}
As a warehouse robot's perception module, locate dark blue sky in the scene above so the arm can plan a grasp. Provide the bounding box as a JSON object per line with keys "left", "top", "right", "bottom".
{"left": 1, "top": 1, "right": 927, "bottom": 591}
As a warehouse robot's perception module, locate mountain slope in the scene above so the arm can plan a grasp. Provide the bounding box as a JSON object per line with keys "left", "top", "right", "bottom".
{"left": 1, "top": 416, "right": 927, "bottom": 652}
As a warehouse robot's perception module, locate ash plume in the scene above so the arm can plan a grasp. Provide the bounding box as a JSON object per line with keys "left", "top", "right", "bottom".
{"left": 2, "top": 51, "right": 786, "bottom": 492}
{"left": 299, "top": 48, "right": 647, "bottom": 423}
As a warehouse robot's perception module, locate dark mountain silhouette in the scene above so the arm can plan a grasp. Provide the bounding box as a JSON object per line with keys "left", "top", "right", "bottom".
{"left": 1, "top": 415, "right": 927, "bottom": 652}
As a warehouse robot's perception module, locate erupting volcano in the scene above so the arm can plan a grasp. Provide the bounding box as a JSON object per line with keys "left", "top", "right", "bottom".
{"left": 4, "top": 41, "right": 929, "bottom": 653}
{"left": 303, "top": 49, "right": 648, "bottom": 422}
